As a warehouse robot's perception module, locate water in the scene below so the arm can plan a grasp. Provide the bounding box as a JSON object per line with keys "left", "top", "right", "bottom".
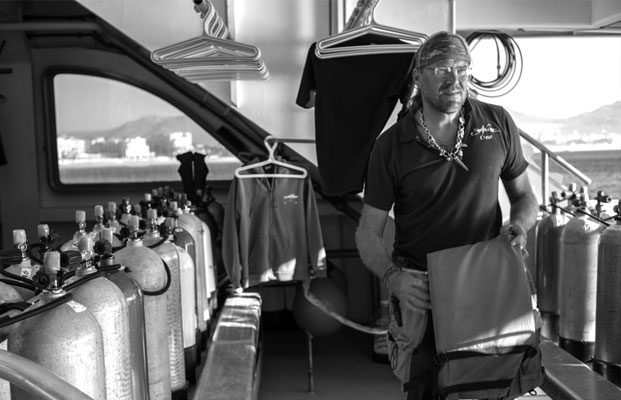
{"left": 58, "top": 149, "right": 621, "bottom": 205}
{"left": 534, "top": 149, "right": 621, "bottom": 201}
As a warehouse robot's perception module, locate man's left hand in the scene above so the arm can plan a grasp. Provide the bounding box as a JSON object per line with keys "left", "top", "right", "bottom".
{"left": 500, "top": 223, "right": 527, "bottom": 250}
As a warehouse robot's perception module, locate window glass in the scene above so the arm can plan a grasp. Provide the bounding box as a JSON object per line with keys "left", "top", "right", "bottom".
{"left": 54, "top": 74, "right": 241, "bottom": 184}
{"left": 472, "top": 36, "right": 621, "bottom": 199}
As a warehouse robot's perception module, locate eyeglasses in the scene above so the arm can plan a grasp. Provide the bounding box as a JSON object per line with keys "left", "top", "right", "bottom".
{"left": 425, "top": 65, "right": 471, "bottom": 78}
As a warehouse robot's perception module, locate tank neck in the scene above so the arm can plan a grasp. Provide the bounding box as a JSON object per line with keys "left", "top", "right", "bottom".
{"left": 40, "top": 288, "right": 66, "bottom": 301}
{"left": 76, "top": 261, "right": 97, "bottom": 278}
{"left": 126, "top": 238, "right": 143, "bottom": 248}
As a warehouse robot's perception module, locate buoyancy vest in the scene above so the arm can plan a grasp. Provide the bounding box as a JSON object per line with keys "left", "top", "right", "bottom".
{"left": 426, "top": 234, "right": 545, "bottom": 400}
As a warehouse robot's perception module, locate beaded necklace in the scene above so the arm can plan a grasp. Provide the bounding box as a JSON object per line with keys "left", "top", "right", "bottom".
{"left": 418, "top": 108, "right": 469, "bottom": 172}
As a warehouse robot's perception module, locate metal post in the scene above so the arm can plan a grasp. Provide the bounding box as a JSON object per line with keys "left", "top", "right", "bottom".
{"left": 448, "top": 0, "right": 456, "bottom": 34}
{"left": 542, "top": 152, "right": 550, "bottom": 206}
{"left": 306, "top": 330, "right": 314, "bottom": 393}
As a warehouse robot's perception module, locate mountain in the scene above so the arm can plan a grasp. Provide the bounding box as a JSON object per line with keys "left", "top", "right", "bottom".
{"left": 62, "top": 115, "right": 222, "bottom": 147}
{"left": 506, "top": 108, "right": 554, "bottom": 125}
{"left": 509, "top": 101, "right": 621, "bottom": 138}
{"left": 62, "top": 100, "right": 621, "bottom": 145}
{"left": 558, "top": 100, "right": 621, "bottom": 135}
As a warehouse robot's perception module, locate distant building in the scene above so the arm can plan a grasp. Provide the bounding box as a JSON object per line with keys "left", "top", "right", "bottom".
{"left": 58, "top": 135, "right": 86, "bottom": 159}
{"left": 88, "top": 137, "right": 125, "bottom": 158}
{"left": 170, "top": 131, "right": 193, "bottom": 153}
{"left": 125, "top": 137, "right": 151, "bottom": 158}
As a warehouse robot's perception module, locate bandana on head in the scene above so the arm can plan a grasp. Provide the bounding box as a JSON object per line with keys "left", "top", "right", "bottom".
{"left": 416, "top": 31, "right": 471, "bottom": 68}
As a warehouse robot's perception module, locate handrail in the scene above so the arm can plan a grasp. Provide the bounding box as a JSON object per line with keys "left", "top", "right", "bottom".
{"left": 0, "top": 349, "right": 93, "bottom": 400}
{"left": 539, "top": 341, "right": 621, "bottom": 400}
{"left": 519, "top": 129, "right": 592, "bottom": 204}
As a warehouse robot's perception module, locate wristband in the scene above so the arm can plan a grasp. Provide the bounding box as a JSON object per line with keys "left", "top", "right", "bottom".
{"left": 382, "top": 264, "right": 400, "bottom": 285}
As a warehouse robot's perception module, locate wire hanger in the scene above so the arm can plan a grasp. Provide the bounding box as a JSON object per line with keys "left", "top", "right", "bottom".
{"left": 150, "top": 0, "right": 269, "bottom": 81}
{"left": 315, "top": 0, "right": 427, "bottom": 59}
{"left": 235, "top": 136, "right": 308, "bottom": 179}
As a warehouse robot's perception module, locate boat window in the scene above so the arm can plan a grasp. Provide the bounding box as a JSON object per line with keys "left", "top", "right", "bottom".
{"left": 53, "top": 74, "right": 241, "bottom": 185}
{"left": 472, "top": 36, "right": 621, "bottom": 198}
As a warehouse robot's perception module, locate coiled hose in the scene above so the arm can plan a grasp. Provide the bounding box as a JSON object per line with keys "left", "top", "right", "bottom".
{"left": 466, "top": 31, "right": 523, "bottom": 97}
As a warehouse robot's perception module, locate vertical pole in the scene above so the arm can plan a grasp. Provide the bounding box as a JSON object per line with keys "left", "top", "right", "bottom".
{"left": 330, "top": 0, "right": 346, "bottom": 34}
{"left": 307, "top": 331, "right": 314, "bottom": 393}
{"left": 448, "top": 0, "right": 456, "bottom": 34}
{"left": 542, "top": 152, "right": 550, "bottom": 207}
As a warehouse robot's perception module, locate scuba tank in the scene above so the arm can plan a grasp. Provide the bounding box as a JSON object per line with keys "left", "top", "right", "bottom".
{"left": 166, "top": 202, "right": 202, "bottom": 370}
{"left": 593, "top": 200, "right": 621, "bottom": 386}
{"left": 0, "top": 273, "right": 23, "bottom": 400}
{"left": 559, "top": 190, "right": 605, "bottom": 362}
{"left": 561, "top": 183, "right": 578, "bottom": 213}
{"left": 64, "top": 236, "right": 133, "bottom": 400}
{"left": 8, "top": 251, "right": 106, "bottom": 400}
{"left": 114, "top": 215, "right": 172, "bottom": 400}
{"left": 91, "top": 205, "right": 106, "bottom": 239}
{"left": 172, "top": 200, "right": 210, "bottom": 348}
{"left": 60, "top": 210, "right": 89, "bottom": 251}
{"left": 180, "top": 195, "right": 217, "bottom": 314}
{"left": 3, "top": 229, "right": 39, "bottom": 301}
{"left": 174, "top": 229, "right": 198, "bottom": 383}
{"left": 142, "top": 209, "right": 188, "bottom": 394}
{"left": 187, "top": 199, "right": 217, "bottom": 314}
{"left": 140, "top": 192, "right": 154, "bottom": 219}
{"left": 96, "top": 228, "right": 149, "bottom": 400}
{"left": 107, "top": 201, "right": 122, "bottom": 232}
{"left": 198, "top": 185, "right": 226, "bottom": 288}
{"left": 106, "top": 201, "right": 125, "bottom": 248}
{"left": 34, "top": 223, "right": 58, "bottom": 263}
{"left": 119, "top": 197, "right": 132, "bottom": 226}
{"left": 535, "top": 191, "right": 569, "bottom": 342}
{"left": 595, "top": 190, "right": 612, "bottom": 217}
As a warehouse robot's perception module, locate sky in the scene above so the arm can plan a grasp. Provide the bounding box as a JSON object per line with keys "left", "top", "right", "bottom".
{"left": 473, "top": 36, "right": 621, "bottom": 120}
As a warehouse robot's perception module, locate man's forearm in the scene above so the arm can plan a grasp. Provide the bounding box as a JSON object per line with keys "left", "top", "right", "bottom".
{"left": 355, "top": 226, "right": 394, "bottom": 280}
{"left": 510, "top": 191, "right": 539, "bottom": 232}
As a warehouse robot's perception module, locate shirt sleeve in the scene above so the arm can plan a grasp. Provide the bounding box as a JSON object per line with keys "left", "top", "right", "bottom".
{"left": 222, "top": 178, "right": 243, "bottom": 289}
{"left": 304, "top": 177, "right": 327, "bottom": 278}
{"left": 295, "top": 43, "right": 317, "bottom": 109}
{"left": 362, "top": 135, "right": 396, "bottom": 211}
{"left": 500, "top": 109, "right": 529, "bottom": 181}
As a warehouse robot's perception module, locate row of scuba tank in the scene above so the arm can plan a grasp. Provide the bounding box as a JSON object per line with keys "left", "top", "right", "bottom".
{"left": 0, "top": 189, "right": 226, "bottom": 400}
{"left": 533, "top": 184, "right": 621, "bottom": 386}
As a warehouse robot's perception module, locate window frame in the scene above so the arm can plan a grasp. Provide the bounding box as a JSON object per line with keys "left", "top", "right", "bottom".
{"left": 43, "top": 68, "right": 238, "bottom": 193}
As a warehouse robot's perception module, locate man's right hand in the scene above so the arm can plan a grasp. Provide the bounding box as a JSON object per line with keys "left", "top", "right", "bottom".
{"left": 386, "top": 269, "right": 430, "bottom": 314}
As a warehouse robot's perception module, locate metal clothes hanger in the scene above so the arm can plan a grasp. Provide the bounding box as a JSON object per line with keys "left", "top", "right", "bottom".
{"left": 315, "top": 0, "right": 427, "bottom": 59}
{"left": 150, "top": 0, "right": 269, "bottom": 81}
{"left": 234, "top": 136, "right": 308, "bottom": 179}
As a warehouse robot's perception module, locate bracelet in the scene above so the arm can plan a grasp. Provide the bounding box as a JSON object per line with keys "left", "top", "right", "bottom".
{"left": 382, "top": 264, "right": 401, "bottom": 285}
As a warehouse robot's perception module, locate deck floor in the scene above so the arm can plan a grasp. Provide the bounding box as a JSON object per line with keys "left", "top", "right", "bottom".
{"left": 258, "top": 313, "right": 552, "bottom": 400}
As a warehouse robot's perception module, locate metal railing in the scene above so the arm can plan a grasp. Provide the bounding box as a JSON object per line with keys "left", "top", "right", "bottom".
{"left": 519, "top": 129, "right": 592, "bottom": 204}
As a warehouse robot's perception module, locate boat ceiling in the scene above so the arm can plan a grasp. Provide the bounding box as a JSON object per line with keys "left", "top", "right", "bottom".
{"left": 2, "top": 0, "right": 621, "bottom": 40}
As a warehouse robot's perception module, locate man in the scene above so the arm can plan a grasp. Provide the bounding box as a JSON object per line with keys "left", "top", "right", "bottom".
{"left": 355, "top": 31, "right": 539, "bottom": 399}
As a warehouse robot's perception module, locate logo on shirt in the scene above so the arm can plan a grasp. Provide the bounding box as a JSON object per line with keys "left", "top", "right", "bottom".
{"left": 470, "top": 124, "right": 500, "bottom": 140}
{"left": 283, "top": 194, "right": 299, "bottom": 205}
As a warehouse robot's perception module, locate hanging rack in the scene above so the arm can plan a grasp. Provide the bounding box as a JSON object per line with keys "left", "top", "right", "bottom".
{"left": 315, "top": 0, "right": 427, "bottom": 59}
{"left": 235, "top": 136, "right": 308, "bottom": 179}
{"left": 150, "top": 0, "right": 269, "bottom": 81}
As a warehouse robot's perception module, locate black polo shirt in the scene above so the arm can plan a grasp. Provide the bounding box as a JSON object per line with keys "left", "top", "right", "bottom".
{"left": 364, "top": 98, "right": 528, "bottom": 268}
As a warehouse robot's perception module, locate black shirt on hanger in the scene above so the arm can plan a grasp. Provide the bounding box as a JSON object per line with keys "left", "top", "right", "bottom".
{"left": 296, "top": 35, "right": 415, "bottom": 196}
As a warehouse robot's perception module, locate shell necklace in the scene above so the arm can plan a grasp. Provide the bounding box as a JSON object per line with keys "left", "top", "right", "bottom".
{"left": 418, "top": 108, "right": 469, "bottom": 172}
